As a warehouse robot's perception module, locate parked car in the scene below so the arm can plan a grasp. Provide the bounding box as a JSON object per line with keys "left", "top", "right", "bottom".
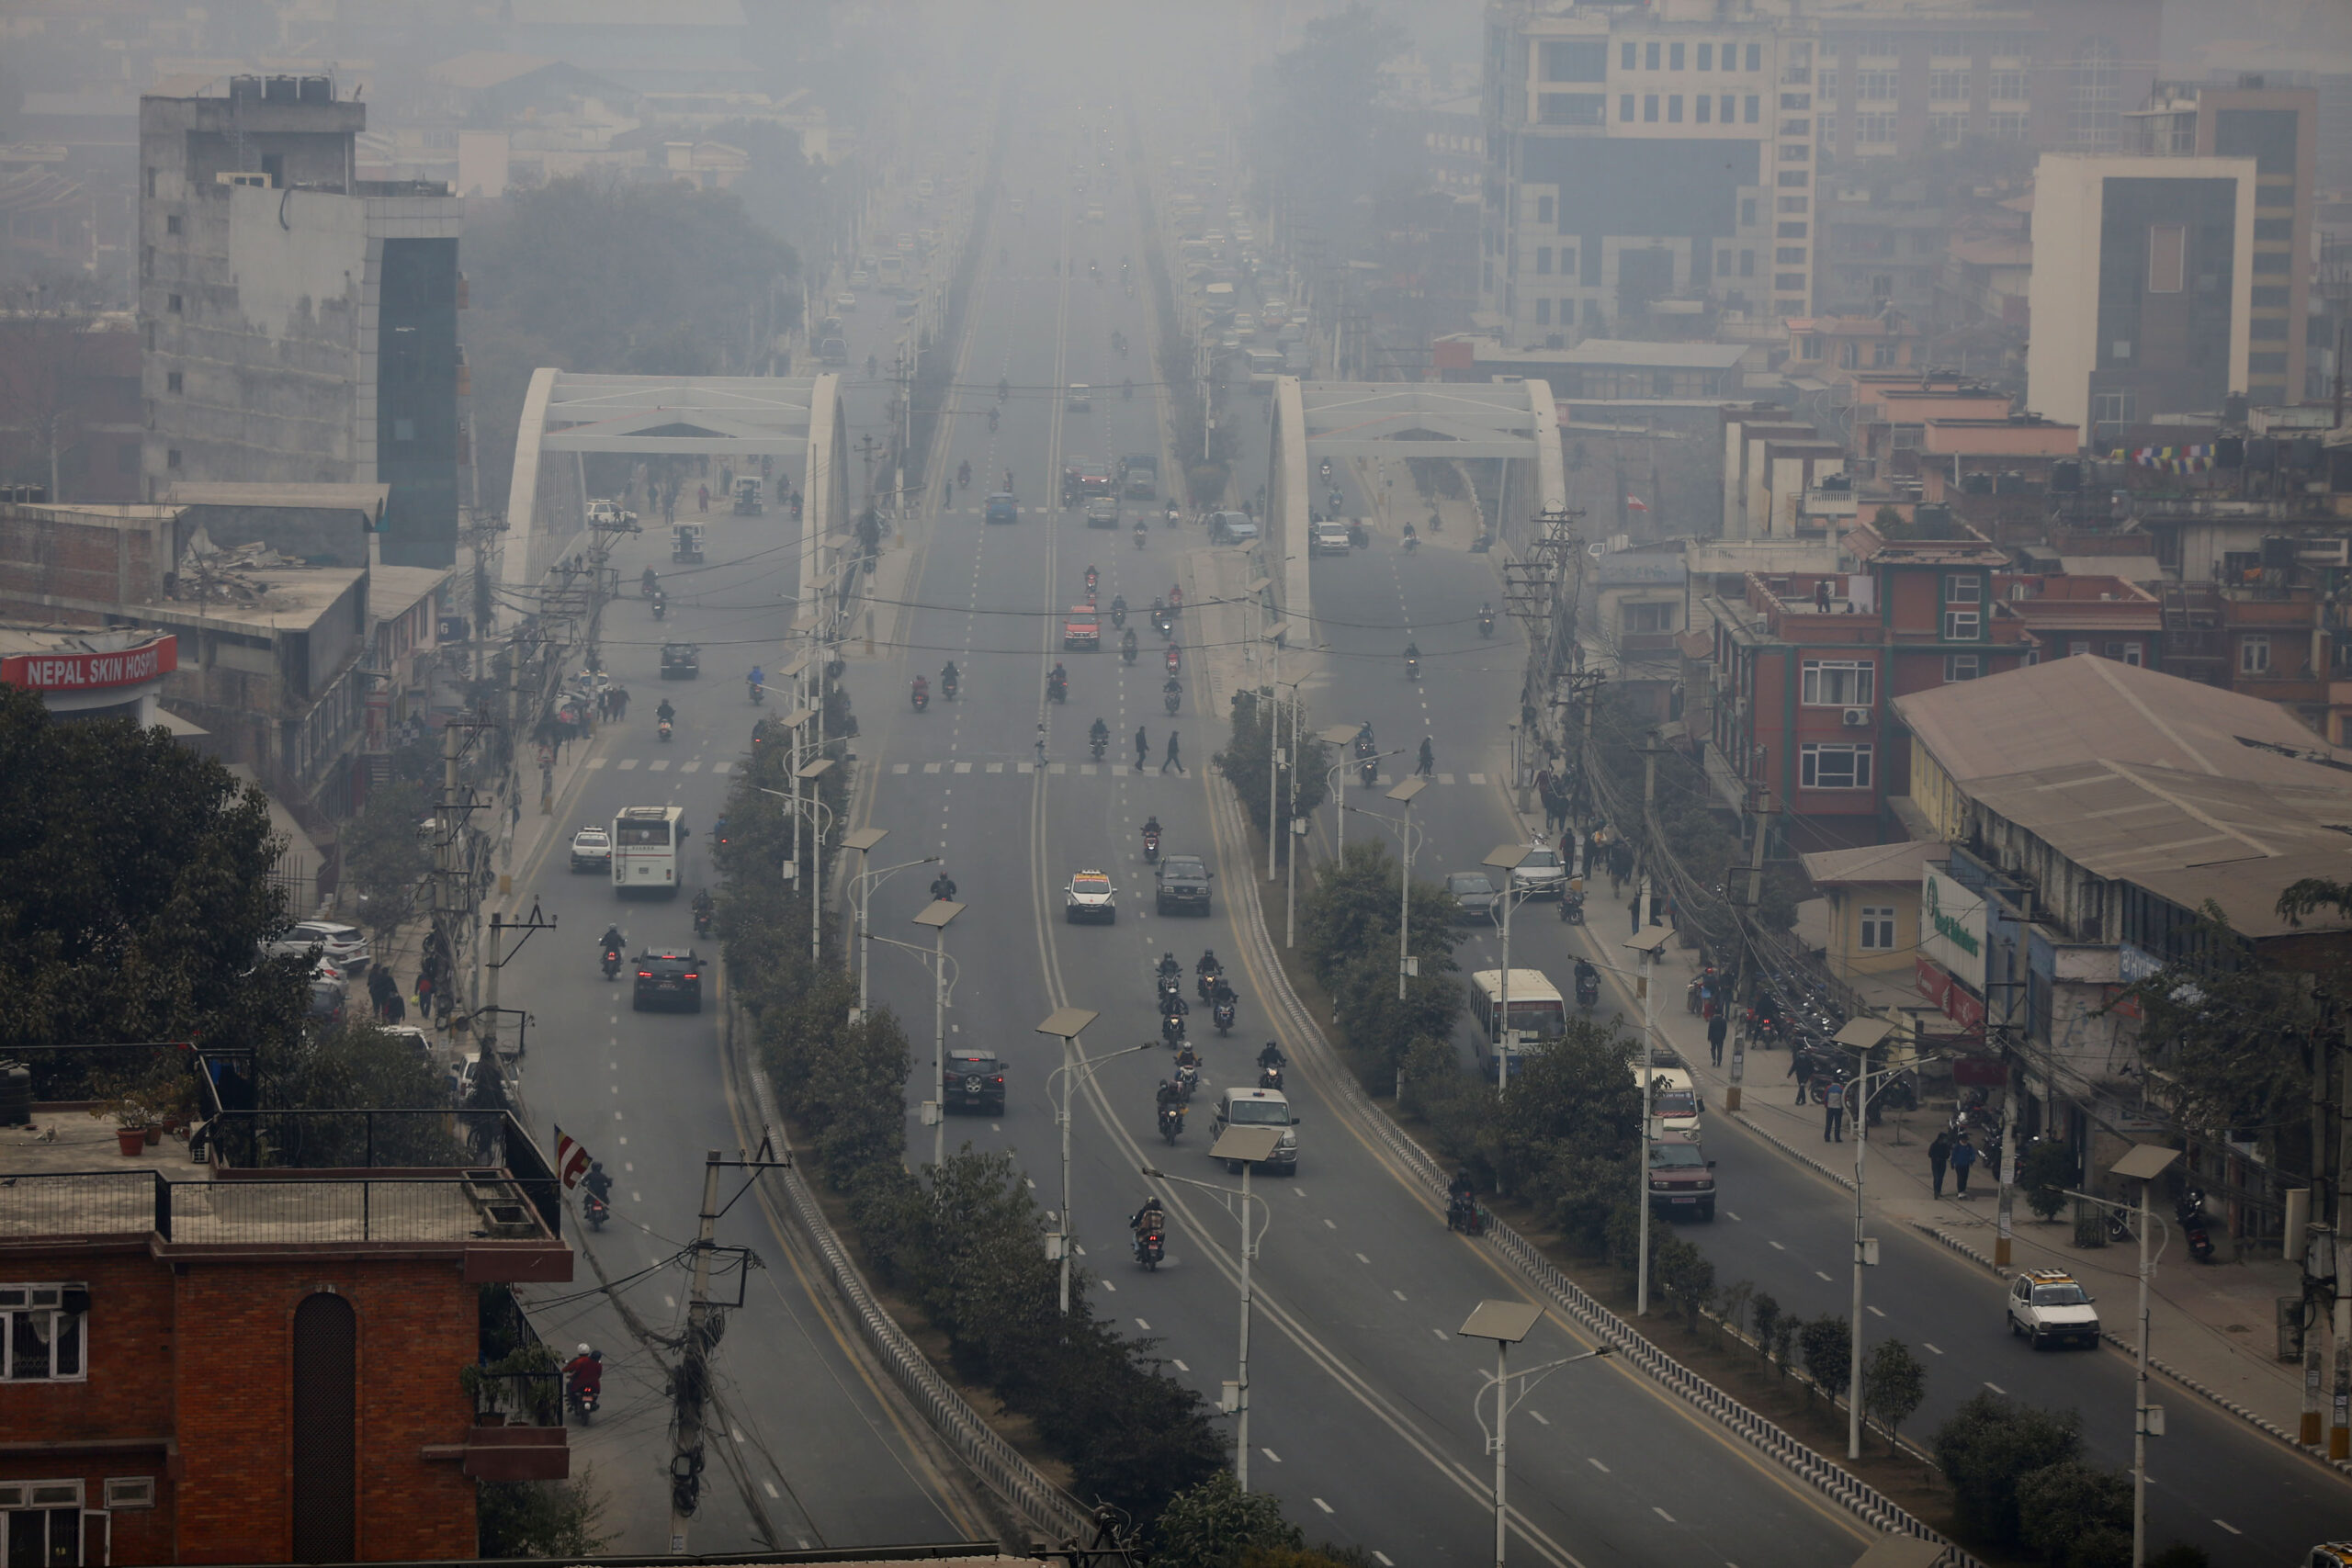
{"left": 570, "top": 827, "right": 614, "bottom": 874}
{"left": 1210, "top": 511, "right": 1260, "bottom": 545}
{"left": 268, "top": 919, "right": 371, "bottom": 976}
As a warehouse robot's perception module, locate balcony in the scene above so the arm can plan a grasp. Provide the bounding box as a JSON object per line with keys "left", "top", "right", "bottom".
{"left": 447, "top": 1287, "right": 571, "bottom": 1482}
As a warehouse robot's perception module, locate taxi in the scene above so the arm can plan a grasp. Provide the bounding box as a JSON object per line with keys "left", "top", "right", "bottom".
{"left": 2006, "top": 1268, "right": 2100, "bottom": 1349}
{"left": 1065, "top": 869, "right": 1117, "bottom": 925}
{"left": 1063, "top": 604, "right": 1101, "bottom": 651}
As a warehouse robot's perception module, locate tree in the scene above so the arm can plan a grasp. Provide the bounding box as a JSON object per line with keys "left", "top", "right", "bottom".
{"left": 341, "top": 780, "right": 433, "bottom": 943}
{"left": 1800, "top": 1315, "right": 1851, "bottom": 1406}
{"left": 1149, "top": 1472, "right": 1304, "bottom": 1568}
{"left": 1862, "top": 1338, "right": 1927, "bottom": 1454}
{"left": 1250, "top": 6, "right": 1419, "bottom": 257}
{"left": 1750, "top": 1292, "right": 1783, "bottom": 1369}
{"left": 1932, "top": 1391, "right": 2083, "bottom": 1551}
{"left": 477, "top": 1468, "right": 610, "bottom": 1556}
{"left": 1219, "top": 689, "right": 1330, "bottom": 864}
{"left": 2015, "top": 1460, "right": 2132, "bottom": 1568}
{"left": 2018, "top": 1139, "right": 2076, "bottom": 1222}
{"left": 0, "top": 684, "right": 309, "bottom": 1098}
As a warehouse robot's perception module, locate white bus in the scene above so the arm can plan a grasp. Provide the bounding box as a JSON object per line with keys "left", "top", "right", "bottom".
{"left": 1468, "top": 968, "right": 1566, "bottom": 1082}
{"left": 612, "top": 805, "right": 688, "bottom": 898}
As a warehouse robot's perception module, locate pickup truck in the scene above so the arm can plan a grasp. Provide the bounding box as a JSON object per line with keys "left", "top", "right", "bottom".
{"left": 1062, "top": 605, "right": 1101, "bottom": 650}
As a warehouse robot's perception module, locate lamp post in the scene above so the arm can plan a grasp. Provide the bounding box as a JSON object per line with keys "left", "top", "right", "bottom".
{"left": 1261, "top": 623, "right": 1287, "bottom": 880}
{"left": 1626, "top": 923, "right": 1671, "bottom": 1315}
{"left": 1387, "top": 776, "right": 1427, "bottom": 1000}
{"left": 1457, "top": 1300, "right": 1613, "bottom": 1568}
{"left": 2084, "top": 1143, "right": 2180, "bottom": 1568}
{"left": 1830, "top": 1015, "right": 1895, "bottom": 1461}
{"left": 845, "top": 840, "right": 940, "bottom": 1021}
{"left": 1143, "top": 1123, "right": 1283, "bottom": 1492}
{"left": 1316, "top": 725, "right": 1361, "bottom": 856}
{"left": 1036, "top": 1013, "right": 1146, "bottom": 1315}
{"left": 758, "top": 777, "right": 832, "bottom": 964}
{"left": 911, "top": 899, "right": 963, "bottom": 1166}
{"left": 1482, "top": 844, "right": 1534, "bottom": 1093}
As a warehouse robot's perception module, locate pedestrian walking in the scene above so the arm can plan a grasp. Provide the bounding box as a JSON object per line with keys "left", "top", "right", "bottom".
{"left": 1135, "top": 724, "right": 1149, "bottom": 773}
{"left": 1823, "top": 1077, "right": 1845, "bottom": 1142}
{"left": 1415, "top": 737, "right": 1434, "bottom": 778}
{"left": 1629, "top": 897, "right": 1642, "bottom": 936}
{"left": 1951, "top": 1134, "right": 1978, "bottom": 1197}
{"left": 611, "top": 686, "right": 628, "bottom": 722}
{"left": 1928, "top": 1128, "right": 1953, "bottom": 1198}
{"left": 1160, "top": 731, "right": 1183, "bottom": 774}
{"left": 698, "top": 483, "right": 710, "bottom": 513}
{"left": 1791, "top": 1048, "right": 1814, "bottom": 1104}
{"left": 1706, "top": 1010, "right": 1727, "bottom": 1067}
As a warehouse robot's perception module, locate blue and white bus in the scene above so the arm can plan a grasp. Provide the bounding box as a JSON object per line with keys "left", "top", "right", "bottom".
{"left": 612, "top": 805, "right": 688, "bottom": 898}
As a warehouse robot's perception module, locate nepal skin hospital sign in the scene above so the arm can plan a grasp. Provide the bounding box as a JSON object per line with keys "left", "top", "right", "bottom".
{"left": 2, "top": 637, "right": 178, "bottom": 694}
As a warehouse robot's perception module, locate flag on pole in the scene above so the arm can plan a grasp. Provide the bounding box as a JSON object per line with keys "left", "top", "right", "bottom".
{"left": 552, "top": 1124, "right": 594, "bottom": 1190}
{"left": 1625, "top": 495, "right": 1650, "bottom": 513}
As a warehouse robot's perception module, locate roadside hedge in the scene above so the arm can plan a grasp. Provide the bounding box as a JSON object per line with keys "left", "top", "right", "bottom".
{"left": 717, "top": 758, "right": 1223, "bottom": 1525}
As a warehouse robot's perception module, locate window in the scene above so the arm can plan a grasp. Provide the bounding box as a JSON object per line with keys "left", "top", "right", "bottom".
{"left": 2105, "top": 640, "right": 2144, "bottom": 667}
{"left": 1990, "top": 70, "right": 2027, "bottom": 101}
{"left": 1854, "top": 33, "right": 1896, "bottom": 60}
{"left": 1538, "top": 94, "right": 1606, "bottom": 127}
{"left": 1799, "top": 334, "right": 1822, "bottom": 359}
{"left": 0, "top": 1483, "right": 85, "bottom": 1567}
{"left": 1838, "top": 341, "right": 1859, "bottom": 368}
{"left": 1778, "top": 221, "right": 1808, "bottom": 238}
{"left": 1781, "top": 142, "right": 1811, "bottom": 160}
{"left": 1623, "top": 42, "right": 1637, "bottom": 71}
{"left": 1541, "top": 39, "right": 1607, "bottom": 82}
{"left": 1623, "top": 601, "right": 1677, "bottom": 634}
{"left": 1747, "top": 44, "right": 1762, "bottom": 72}
{"left": 1860, "top": 907, "right": 1896, "bottom": 951}
{"left": 1781, "top": 118, "right": 1811, "bottom": 138}
{"left": 1944, "top": 654, "right": 1980, "bottom": 682}
{"left": 166, "top": 448, "right": 181, "bottom": 469}
{"left": 104, "top": 1477, "right": 156, "bottom": 1509}
{"left": 1929, "top": 113, "right": 1968, "bottom": 146}
{"left": 1801, "top": 742, "right": 1874, "bottom": 790}
{"left": 1857, "top": 112, "right": 1896, "bottom": 144}
{"left": 1944, "top": 607, "right": 1982, "bottom": 639}
{"left": 1646, "top": 41, "right": 1661, "bottom": 70}
{"left": 1856, "top": 70, "right": 1897, "bottom": 101}
{"left": 1987, "top": 111, "right": 2028, "bottom": 139}
{"left": 1668, "top": 95, "right": 1683, "bottom": 123}
{"left": 1947, "top": 574, "right": 1982, "bottom": 604}
{"left": 1746, "top": 95, "right": 1760, "bottom": 123}
{"left": 166, "top": 371, "right": 182, "bottom": 394}
{"left": 1776, "top": 272, "right": 1809, "bottom": 291}
{"left": 1779, "top": 195, "right": 1809, "bottom": 214}
{"left": 2254, "top": 251, "right": 2291, "bottom": 275}
{"left": 1697, "top": 95, "right": 1712, "bottom": 123}
{"left": 167, "top": 293, "right": 182, "bottom": 313}
{"left": 1780, "top": 92, "right": 1811, "bottom": 110}
{"left": 2252, "top": 286, "right": 2290, "bottom": 309}
{"left": 1779, "top": 170, "right": 1811, "bottom": 188}
{"left": 1929, "top": 69, "right": 1971, "bottom": 101}
{"left": 1645, "top": 95, "right": 1660, "bottom": 122}
{"left": 1623, "top": 94, "right": 1638, "bottom": 121}
{"left": 2251, "top": 316, "right": 2288, "bottom": 341}
{"left": 1535, "top": 246, "right": 1552, "bottom": 276}
{"left": 1698, "top": 42, "right": 1713, "bottom": 70}
{"left": 1871, "top": 337, "right": 1896, "bottom": 365}
{"left": 1820, "top": 70, "right": 1838, "bottom": 100}
{"left": 2147, "top": 224, "right": 2186, "bottom": 293}
{"left": 2254, "top": 217, "right": 2295, "bottom": 243}
{"left": 145, "top": 167, "right": 156, "bottom": 197}
{"left": 1777, "top": 246, "right": 1809, "bottom": 264}
{"left": 1801, "top": 659, "right": 1875, "bottom": 706}
{"left": 165, "top": 212, "right": 182, "bottom": 236}
{"left": 1, "top": 1286, "right": 86, "bottom": 1380}
{"left": 1669, "top": 42, "right": 1684, "bottom": 71}
{"left": 2241, "top": 635, "right": 2272, "bottom": 674}
{"left": 1536, "top": 195, "right": 1555, "bottom": 224}
{"left": 2092, "top": 389, "right": 2135, "bottom": 426}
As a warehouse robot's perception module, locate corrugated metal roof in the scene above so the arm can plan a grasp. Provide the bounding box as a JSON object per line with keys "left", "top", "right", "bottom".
{"left": 1892, "top": 654, "right": 2351, "bottom": 786}
{"left": 162, "top": 482, "right": 389, "bottom": 521}
{"left": 1800, "top": 838, "right": 1943, "bottom": 886}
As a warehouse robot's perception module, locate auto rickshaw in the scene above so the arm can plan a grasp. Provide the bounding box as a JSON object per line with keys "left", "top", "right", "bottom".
{"left": 672, "top": 523, "right": 706, "bottom": 564}
{"left": 732, "top": 476, "right": 764, "bottom": 516}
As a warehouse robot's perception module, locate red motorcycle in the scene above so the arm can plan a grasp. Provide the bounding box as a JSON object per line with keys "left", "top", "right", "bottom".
{"left": 910, "top": 677, "right": 930, "bottom": 712}
{"left": 1165, "top": 646, "right": 1182, "bottom": 675}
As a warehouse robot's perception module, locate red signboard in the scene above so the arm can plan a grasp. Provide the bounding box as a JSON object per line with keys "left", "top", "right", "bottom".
{"left": 1, "top": 636, "right": 177, "bottom": 692}
{"left": 1914, "top": 955, "right": 1987, "bottom": 1032}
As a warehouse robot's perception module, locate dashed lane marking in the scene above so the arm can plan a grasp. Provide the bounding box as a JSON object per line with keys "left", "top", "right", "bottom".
{"left": 923, "top": 762, "right": 943, "bottom": 774}
{"left": 1923, "top": 1342, "right": 1944, "bottom": 1355}
{"left": 588, "top": 758, "right": 606, "bottom": 769}
{"left": 617, "top": 759, "right": 639, "bottom": 770}
{"left": 1312, "top": 1498, "right": 1333, "bottom": 1515}
{"left": 681, "top": 761, "right": 701, "bottom": 773}
{"left": 1866, "top": 1305, "right": 1885, "bottom": 1318}
{"left": 1654, "top": 1507, "right": 1676, "bottom": 1524}
{"left": 892, "top": 763, "right": 910, "bottom": 774}
{"left": 1528, "top": 1410, "right": 1549, "bottom": 1426}
{"left": 1588, "top": 1458, "right": 1611, "bottom": 1473}
{"left": 955, "top": 761, "right": 972, "bottom": 773}
{"left": 711, "top": 761, "right": 731, "bottom": 773}
{"left": 1984, "top": 1382, "right": 2007, "bottom": 1394}
{"left": 649, "top": 760, "right": 670, "bottom": 771}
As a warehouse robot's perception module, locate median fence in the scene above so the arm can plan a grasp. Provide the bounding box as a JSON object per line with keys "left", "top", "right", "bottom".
{"left": 1206, "top": 773, "right": 1985, "bottom": 1567}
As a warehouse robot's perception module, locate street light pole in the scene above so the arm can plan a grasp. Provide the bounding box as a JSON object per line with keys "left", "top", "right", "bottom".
{"left": 1627, "top": 923, "right": 1669, "bottom": 1316}
{"left": 2103, "top": 1143, "right": 2180, "bottom": 1568}
{"left": 1317, "top": 725, "right": 1361, "bottom": 859}
{"left": 1388, "top": 777, "right": 1427, "bottom": 1001}
{"left": 1484, "top": 845, "right": 1534, "bottom": 1094}
{"left": 911, "top": 899, "right": 963, "bottom": 1167}
{"left": 1036, "top": 1009, "right": 1125, "bottom": 1316}
{"left": 1458, "top": 1299, "right": 1612, "bottom": 1568}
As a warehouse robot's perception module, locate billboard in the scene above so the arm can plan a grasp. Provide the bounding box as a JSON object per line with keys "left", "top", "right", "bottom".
{"left": 1920, "top": 867, "right": 1987, "bottom": 983}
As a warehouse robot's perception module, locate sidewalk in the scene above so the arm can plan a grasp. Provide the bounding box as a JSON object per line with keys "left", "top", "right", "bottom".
{"left": 1538, "top": 823, "right": 2338, "bottom": 1469}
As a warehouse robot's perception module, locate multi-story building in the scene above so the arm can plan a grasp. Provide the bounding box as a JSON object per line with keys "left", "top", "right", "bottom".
{"left": 139, "top": 76, "right": 465, "bottom": 569}
{"left": 2123, "top": 74, "right": 2320, "bottom": 411}
{"left": 0, "top": 1102, "right": 571, "bottom": 1563}
{"left": 2025, "top": 150, "right": 2257, "bottom": 441}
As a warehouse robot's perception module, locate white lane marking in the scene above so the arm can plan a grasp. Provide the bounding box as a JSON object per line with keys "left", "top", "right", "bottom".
{"left": 763, "top": 1481, "right": 778, "bottom": 1498}
{"left": 1392, "top": 1289, "right": 1408, "bottom": 1302}
{"left": 1984, "top": 1382, "right": 2007, "bottom": 1394}
{"left": 1312, "top": 1498, "right": 1332, "bottom": 1515}
{"left": 711, "top": 761, "right": 731, "bottom": 773}
{"left": 1049, "top": 762, "right": 1066, "bottom": 774}
{"left": 1438, "top": 773, "right": 1455, "bottom": 784}
{"left": 1172, "top": 1359, "right": 1187, "bottom": 1371}
{"left": 955, "top": 761, "right": 972, "bottom": 773}
{"left": 1654, "top": 1507, "right": 1676, "bottom": 1524}
{"left": 681, "top": 761, "right": 701, "bottom": 773}
{"left": 893, "top": 763, "right": 910, "bottom": 774}
{"left": 1468, "top": 773, "right": 1486, "bottom": 784}
{"left": 1020, "top": 762, "right": 1035, "bottom": 773}
{"left": 664, "top": 1294, "right": 676, "bottom": 1308}
{"left": 1323, "top": 1219, "right": 1337, "bottom": 1229}
{"left": 649, "top": 760, "right": 670, "bottom": 772}
{"left": 587, "top": 758, "right": 607, "bottom": 769}
{"left": 731, "top": 1427, "right": 744, "bottom": 1442}
{"left": 1923, "top": 1342, "right": 1944, "bottom": 1355}
{"left": 988, "top": 762, "right": 1005, "bottom": 773}
{"left": 617, "top": 758, "right": 639, "bottom": 770}
{"left": 923, "top": 762, "right": 942, "bottom": 774}
{"left": 1355, "top": 1252, "right": 1371, "bottom": 1264}
{"left": 2213, "top": 1519, "right": 2242, "bottom": 1536}
{"left": 1374, "top": 1555, "right": 1394, "bottom": 1567}
{"left": 1261, "top": 1448, "right": 1281, "bottom": 1463}
{"left": 1081, "top": 763, "right": 1098, "bottom": 774}
{"left": 1433, "top": 1328, "right": 1448, "bottom": 1339}
{"left": 614, "top": 1111, "right": 623, "bottom": 1121}
{"left": 1588, "top": 1457, "right": 1610, "bottom": 1473}
{"left": 1529, "top": 1410, "right": 1550, "bottom": 1426}
{"left": 1866, "top": 1305, "right": 1885, "bottom": 1318}
{"left": 1136, "top": 1319, "right": 1150, "bottom": 1331}
{"left": 1102, "top": 1280, "right": 1115, "bottom": 1292}
{"left": 1768, "top": 1239, "right": 1786, "bottom": 1250}
{"left": 1815, "top": 1270, "right": 1834, "bottom": 1282}
{"left": 1724, "top": 1210, "right": 1741, "bottom": 1221}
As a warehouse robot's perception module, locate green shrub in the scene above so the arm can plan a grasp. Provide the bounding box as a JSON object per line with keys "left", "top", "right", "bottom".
{"left": 1800, "top": 1315, "right": 1850, "bottom": 1405}
{"left": 1932, "top": 1391, "right": 2083, "bottom": 1551}
{"left": 2016, "top": 1459, "right": 2132, "bottom": 1568}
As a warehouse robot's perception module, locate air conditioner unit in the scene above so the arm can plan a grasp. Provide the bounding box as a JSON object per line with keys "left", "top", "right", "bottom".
{"left": 1842, "top": 707, "right": 1871, "bottom": 728}
{"left": 215, "top": 171, "right": 271, "bottom": 188}
{"left": 2295, "top": 537, "right": 2349, "bottom": 567}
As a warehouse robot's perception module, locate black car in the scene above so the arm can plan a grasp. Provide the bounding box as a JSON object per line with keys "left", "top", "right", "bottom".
{"left": 660, "top": 642, "right": 701, "bottom": 679}
{"left": 942, "top": 1049, "right": 1006, "bottom": 1113}
{"left": 1444, "top": 871, "right": 1501, "bottom": 925}
{"left": 1121, "top": 454, "right": 1158, "bottom": 500}
{"left": 632, "top": 950, "right": 704, "bottom": 1012}
{"left": 1156, "top": 854, "right": 1214, "bottom": 916}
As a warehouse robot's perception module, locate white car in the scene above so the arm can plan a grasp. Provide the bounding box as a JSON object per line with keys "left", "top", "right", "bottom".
{"left": 1065, "top": 869, "right": 1117, "bottom": 925}
{"left": 834, "top": 292, "right": 857, "bottom": 311}
{"left": 570, "top": 826, "right": 613, "bottom": 874}
{"left": 268, "top": 919, "right": 371, "bottom": 975}
{"left": 1209, "top": 511, "right": 1259, "bottom": 545}
{"left": 1510, "top": 845, "right": 1567, "bottom": 900}
{"left": 2007, "top": 1269, "right": 2101, "bottom": 1349}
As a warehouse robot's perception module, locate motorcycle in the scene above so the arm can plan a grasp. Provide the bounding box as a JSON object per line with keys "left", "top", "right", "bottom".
{"left": 1110, "top": 604, "right": 1126, "bottom": 629}
{"left": 641, "top": 569, "right": 659, "bottom": 598}
{"left": 1133, "top": 524, "right": 1148, "bottom": 551}
{"left": 749, "top": 679, "right": 764, "bottom": 706}
{"left": 1165, "top": 645, "right": 1182, "bottom": 675}
{"left": 1175, "top": 1062, "right": 1199, "bottom": 1100}
{"left": 988, "top": 407, "right": 1000, "bottom": 433}
{"left": 650, "top": 592, "right": 667, "bottom": 621}
{"left": 1047, "top": 674, "right": 1068, "bottom": 705}
{"left": 583, "top": 1192, "right": 610, "bottom": 1232}
{"left": 1143, "top": 828, "right": 1160, "bottom": 863}
{"left": 1085, "top": 567, "right": 1099, "bottom": 593}
{"left": 1122, "top": 636, "right": 1139, "bottom": 665}
{"left": 1165, "top": 502, "right": 1180, "bottom": 527}
{"left": 1319, "top": 458, "right": 1333, "bottom": 482}
{"left": 910, "top": 682, "right": 930, "bottom": 713}
{"left": 657, "top": 717, "right": 673, "bottom": 743}
{"left": 1197, "top": 967, "right": 1223, "bottom": 1003}
{"left": 1359, "top": 757, "right": 1378, "bottom": 788}
{"left": 1135, "top": 1226, "right": 1166, "bottom": 1268}
{"left": 1259, "top": 1064, "right": 1283, "bottom": 1093}
{"left": 693, "top": 905, "right": 714, "bottom": 939}
{"left": 2177, "top": 1188, "right": 2215, "bottom": 1262}
{"left": 1478, "top": 611, "right": 1495, "bottom": 637}
{"left": 1405, "top": 655, "right": 1420, "bottom": 682}
{"left": 1447, "top": 1191, "right": 1485, "bottom": 1236}
{"left": 1160, "top": 1010, "right": 1186, "bottom": 1046}
{"left": 1163, "top": 683, "right": 1182, "bottom": 716}
{"left": 566, "top": 1378, "right": 600, "bottom": 1426}
{"left": 1213, "top": 997, "right": 1236, "bottom": 1036}
{"left": 1157, "top": 1103, "right": 1184, "bottom": 1144}
{"left": 1155, "top": 973, "right": 1182, "bottom": 1010}
{"left": 601, "top": 947, "right": 623, "bottom": 981}
{"left": 942, "top": 673, "right": 959, "bottom": 702}
{"left": 1574, "top": 973, "right": 1600, "bottom": 1009}
{"left": 1558, "top": 889, "right": 1586, "bottom": 924}
{"left": 1090, "top": 731, "right": 1108, "bottom": 761}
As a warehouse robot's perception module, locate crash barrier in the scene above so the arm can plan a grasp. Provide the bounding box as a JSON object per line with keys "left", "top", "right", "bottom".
{"left": 1207, "top": 779, "right": 1985, "bottom": 1565}
{"left": 730, "top": 999, "right": 1096, "bottom": 1547}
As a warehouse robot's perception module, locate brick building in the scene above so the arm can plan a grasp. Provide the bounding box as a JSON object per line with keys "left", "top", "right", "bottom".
{"left": 0, "top": 1111, "right": 571, "bottom": 1563}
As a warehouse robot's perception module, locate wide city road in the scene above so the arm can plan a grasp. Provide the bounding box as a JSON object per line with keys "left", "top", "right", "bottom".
{"left": 841, "top": 96, "right": 1880, "bottom": 1568}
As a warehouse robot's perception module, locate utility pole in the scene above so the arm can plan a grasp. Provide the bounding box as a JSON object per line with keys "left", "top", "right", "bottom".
{"left": 2335, "top": 1036, "right": 2352, "bottom": 1460}
{"left": 669, "top": 1149, "right": 723, "bottom": 1551}
{"left": 1727, "top": 795, "right": 1772, "bottom": 1114}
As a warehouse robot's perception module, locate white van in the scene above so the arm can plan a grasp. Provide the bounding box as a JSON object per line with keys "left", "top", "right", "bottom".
{"left": 1637, "top": 1061, "right": 1703, "bottom": 1136}
{"left": 1210, "top": 1085, "right": 1299, "bottom": 1174}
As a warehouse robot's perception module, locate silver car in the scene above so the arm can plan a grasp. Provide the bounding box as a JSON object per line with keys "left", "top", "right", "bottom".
{"left": 1510, "top": 846, "right": 1566, "bottom": 900}
{"left": 270, "top": 919, "right": 372, "bottom": 975}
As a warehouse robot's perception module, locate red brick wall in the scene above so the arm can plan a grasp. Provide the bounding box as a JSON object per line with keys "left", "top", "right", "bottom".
{"left": 0, "top": 1247, "right": 480, "bottom": 1564}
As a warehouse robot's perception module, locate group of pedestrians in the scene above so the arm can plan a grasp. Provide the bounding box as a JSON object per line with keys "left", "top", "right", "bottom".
{"left": 1133, "top": 727, "right": 1183, "bottom": 774}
